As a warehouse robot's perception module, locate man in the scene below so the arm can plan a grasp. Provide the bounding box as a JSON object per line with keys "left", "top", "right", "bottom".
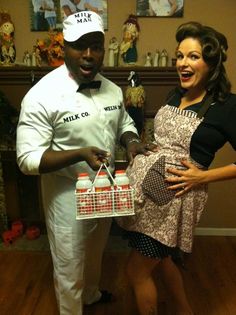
{"left": 17, "top": 11, "right": 151, "bottom": 315}
{"left": 31, "top": 0, "right": 48, "bottom": 31}
{"left": 42, "top": 0, "right": 57, "bottom": 31}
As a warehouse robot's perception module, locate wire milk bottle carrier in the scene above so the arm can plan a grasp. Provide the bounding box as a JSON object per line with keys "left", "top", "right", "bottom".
{"left": 75, "top": 163, "right": 135, "bottom": 219}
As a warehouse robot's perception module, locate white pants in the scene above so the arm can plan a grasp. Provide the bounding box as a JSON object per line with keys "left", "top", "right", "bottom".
{"left": 41, "top": 174, "right": 112, "bottom": 315}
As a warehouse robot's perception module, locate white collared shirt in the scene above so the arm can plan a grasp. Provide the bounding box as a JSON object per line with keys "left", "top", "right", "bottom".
{"left": 17, "top": 64, "right": 137, "bottom": 179}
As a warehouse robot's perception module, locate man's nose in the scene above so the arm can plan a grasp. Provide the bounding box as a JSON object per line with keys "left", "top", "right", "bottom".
{"left": 82, "top": 47, "right": 92, "bottom": 58}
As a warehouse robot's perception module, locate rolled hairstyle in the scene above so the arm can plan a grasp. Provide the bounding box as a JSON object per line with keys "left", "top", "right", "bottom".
{"left": 175, "top": 22, "right": 231, "bottom": 102}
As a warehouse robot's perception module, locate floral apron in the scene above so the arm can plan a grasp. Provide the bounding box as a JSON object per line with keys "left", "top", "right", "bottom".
{"left": 117, "top": 105, "right": 208, "bottom": 253}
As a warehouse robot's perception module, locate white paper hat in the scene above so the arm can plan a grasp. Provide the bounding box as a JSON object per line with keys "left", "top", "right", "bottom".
{"left": 63, "top": 11, "right": 104, "bottom": 42}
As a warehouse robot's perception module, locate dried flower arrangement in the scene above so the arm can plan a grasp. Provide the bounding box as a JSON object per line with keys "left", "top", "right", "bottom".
{"left": 36, "top": 31, "right": 64, "bottom": 66}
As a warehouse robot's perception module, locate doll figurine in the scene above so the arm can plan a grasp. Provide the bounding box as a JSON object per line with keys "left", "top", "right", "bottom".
{"left": 108, "top": 37, "right": 119, "bottom": 67}
{"left": 0, "top": 12, "right": 16, "bottom": 65}
{"left": 125, "top": 71, "right": 145, "bottom": 135}
{"left": 159, "top": 49, "right": 168, "bottom": 67}
{"left": 153, "top": 49, "right": 160, "bottom": 67}
{"left": 120, "top": 14, "right": 140, "bottom": 65}
{"left": 144, "top": 52, "right": 152, "bottom": 66}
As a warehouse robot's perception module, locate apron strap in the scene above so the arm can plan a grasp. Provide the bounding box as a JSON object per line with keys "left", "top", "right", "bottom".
{"left": 165, "top": 88, "right": 214, "bottom": 119}
{"left": 197, "top": 94, "right": 214, "bottom": 118}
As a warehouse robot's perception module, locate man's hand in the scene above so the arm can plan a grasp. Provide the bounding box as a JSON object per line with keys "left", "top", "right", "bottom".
{"left": 127, "top": 141, "right": 158, "bottom": 165}
{"left": 79, "top": 147, "right": 110, "bottom": 170}
{"left": 120, "top": 131, "right": 158, "bottom": 165}
{"left": 39, "top": 146, "right": 110, "bottom": 173}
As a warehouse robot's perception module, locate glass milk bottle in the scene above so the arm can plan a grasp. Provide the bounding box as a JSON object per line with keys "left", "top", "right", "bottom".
{"left": 94, "top": 171, "right": 112, "bottom": 214}
{"left": 76, "top": 173, "right": 93, "bottom": 215}
{"left": 114, "top": 169, "right": 132, "bottom": 212}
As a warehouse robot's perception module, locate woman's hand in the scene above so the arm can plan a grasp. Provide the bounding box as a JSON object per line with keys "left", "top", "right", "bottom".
{"left": 166, "top": 160, "right": 206, "bottom": 196}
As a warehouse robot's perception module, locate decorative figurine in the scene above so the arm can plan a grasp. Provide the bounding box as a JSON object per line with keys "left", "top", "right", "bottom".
{"left": 23, "top": 50, "right": 28, "bottom": 65}
{"left": 159, "top": 49, "right": 168, "bottom": 67}
{"left": 120, "top": 14, "right": 140, "bottom": 65}
{"left": 35, "top": 47, "right": 42, "bottom": 66}
{"left": 125, "top": 71, "right": 145, "bottom": 135}
{"left": 153, "top": 49, "right": 160, "bottom": 67}
{"left": 23, "top": 50, "right": 31, "bottom": 66}
{"left": 144, "top": 52, "right": 152, "bottom": 67}
{"left": 0, "top": 11, "right": 16, "bottom": 66}
{"left": 108, "top": 36, "right": 119, "bottom": 67}
{"left": 32, "top": 50, "right": 37, "bottom": 66}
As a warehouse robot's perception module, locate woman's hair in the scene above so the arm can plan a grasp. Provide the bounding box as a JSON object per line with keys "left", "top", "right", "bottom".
{"left": 175, "top": 21, "right": 231, "bottom": 101}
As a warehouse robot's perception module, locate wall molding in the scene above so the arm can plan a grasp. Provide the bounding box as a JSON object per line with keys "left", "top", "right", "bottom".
{"left": 195, "top": 228, "right": 236, "bottom": 236}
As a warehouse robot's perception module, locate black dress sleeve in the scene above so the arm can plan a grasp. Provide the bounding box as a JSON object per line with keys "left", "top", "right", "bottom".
{"left": 189, "top": 94, "right": 236, "bottom": 167}
{"left": 221, "top": 95, "right": 236, "bottom": 150}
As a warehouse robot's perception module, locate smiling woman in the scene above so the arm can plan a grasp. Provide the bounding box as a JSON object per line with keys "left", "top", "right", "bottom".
{"left": 116, "top": 21, "right": 236, "bottom": 315}
{"left": 175, "top": 37, "right": 211, "bottom": 107}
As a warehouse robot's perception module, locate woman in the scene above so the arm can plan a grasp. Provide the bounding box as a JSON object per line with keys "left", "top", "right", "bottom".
{"left": 117, "top": 22, "right": 236, "bottom": 315}
{"left": 43, "top": 0, "right": 57, "bottom": 31}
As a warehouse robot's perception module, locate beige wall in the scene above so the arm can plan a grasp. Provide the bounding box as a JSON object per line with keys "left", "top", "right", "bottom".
{"left": 1, "top": 0, "right": 236, "bottom": 229}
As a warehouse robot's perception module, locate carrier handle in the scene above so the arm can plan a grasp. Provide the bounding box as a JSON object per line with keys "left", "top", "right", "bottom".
{"left": 92, "top": 163, "right": 117, "bottom": 188}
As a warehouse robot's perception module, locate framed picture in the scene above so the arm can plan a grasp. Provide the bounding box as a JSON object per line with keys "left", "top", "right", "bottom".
{"left": 136, "top": 0, "right": 184, "bottom": 17}
{"left": 30, "top": 0, "right": 62, "bottom": 31}
{"left": 30, "top": 0, "right": 108, "bottom": 32}
{"left": 60, "top": 0, "right": 108, "bottom": 30}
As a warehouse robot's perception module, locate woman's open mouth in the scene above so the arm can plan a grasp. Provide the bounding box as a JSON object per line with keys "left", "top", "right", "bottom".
{"left": 180, "top": 71, "right": 194, "bottom": 82}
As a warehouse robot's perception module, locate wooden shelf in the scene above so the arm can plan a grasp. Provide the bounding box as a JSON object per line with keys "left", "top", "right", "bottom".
{"left": 0, "top": 65, "right": 178, "bottom": 84}
{"left": 0, "top": 66, "right": 178, "bottom": 117}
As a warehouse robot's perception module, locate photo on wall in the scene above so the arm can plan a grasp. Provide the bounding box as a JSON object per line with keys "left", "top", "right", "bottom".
{"left": 30, "top": 0, "right": 108, "bottom": 31}
{"left": 30, "top": 0, "right": 62, "bottom": 31}
{"left": 136, "top": 0, "right": 184, "bottom": 17}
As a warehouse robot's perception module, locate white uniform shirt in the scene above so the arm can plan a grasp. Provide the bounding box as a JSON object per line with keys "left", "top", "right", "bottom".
{"left": 17, "top": 64, "right": 137, "bottom": 179}
{"left": 17, "top": 64, "right": 137, "bottom": 219}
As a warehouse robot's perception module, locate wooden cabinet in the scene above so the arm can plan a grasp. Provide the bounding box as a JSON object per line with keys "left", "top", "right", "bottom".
{"left": 0, "top": 150, "right": 44, "bottom": 226}
{"left": 0, "top": 66, "right": 49, "bottom": 112}
{"left": 0, "top": 66, "right": 179, "bottom": 225}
